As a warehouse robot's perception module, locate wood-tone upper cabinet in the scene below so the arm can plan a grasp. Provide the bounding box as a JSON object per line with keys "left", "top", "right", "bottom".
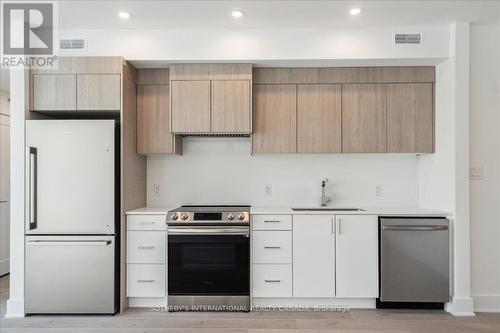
{"left": 293, "top": 215, "right": 335, "bottom": 297}
{"left": 342, "top": 84, "right": 387, "bottom": 153}
{"left": 170, "top": 80, "right": 211, "bottom": 133}
{"left": 297, "top": 84, "right": 341, "bottom": 153}
{"left": 32, "top": 74, "right": 77, "bottom": 111}
{"left": 387, "top": 83, "right": 434, "bottom": 153}
{"left": 137, "top": 85, "right": 180, "bottom": 155}
{"left": 211, "top": 80, "right": 251, "bottom": 133}
{"left": 335, "top": 215, "right": 378, "bottom": 298}
{"left": 252, "top": 85, "right": 297, "bottom": 154}
{"left": 77, "top": 74, "right": 121, "bottom": 111}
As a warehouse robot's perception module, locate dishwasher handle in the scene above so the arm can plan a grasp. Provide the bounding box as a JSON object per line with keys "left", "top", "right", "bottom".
{"left": 382, "top": 225, "right": 448, "bottom": 231}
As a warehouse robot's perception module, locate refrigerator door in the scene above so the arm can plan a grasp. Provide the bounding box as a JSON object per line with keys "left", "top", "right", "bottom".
{"left": 26, "top": 120, "right": 115, "bottom": 235}
{"left": 25, "top": 235, "right": 116, "bottom": 314}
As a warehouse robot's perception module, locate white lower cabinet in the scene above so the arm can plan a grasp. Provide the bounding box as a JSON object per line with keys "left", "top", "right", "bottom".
{"left": 252, "top": 264, "right": 292, "bottom": 297}
{"left": 252, "top": 231, "right": 292, "bottom": 264}
{"left": 335, "top": 215, "right": 379, "bottom": 298}
{"left": 126, "top": 214, "right": 167, "bottom": 303}
{"left": 293, "top": 215, "right": 336, "bottom": 298}
{"left": 127, "top": 264, "right": 165, "bottom": 297}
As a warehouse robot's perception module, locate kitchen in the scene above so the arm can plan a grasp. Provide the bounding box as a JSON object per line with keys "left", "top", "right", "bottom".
{"left": 1, "top": 1, "right": 500, "bottom": 332}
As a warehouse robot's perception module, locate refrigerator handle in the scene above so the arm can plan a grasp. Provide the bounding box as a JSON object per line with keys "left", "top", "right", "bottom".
{"left": 26, "top": 147, "right": 37, "bottom": 230}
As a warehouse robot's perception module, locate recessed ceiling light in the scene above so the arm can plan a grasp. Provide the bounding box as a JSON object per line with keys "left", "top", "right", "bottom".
{"left": 118, "top": 11, "right": 131, "bottom": 19}
{"left": 231, "top": 10, "right": 244, "bottom": 18}
{"left": 349, "top": 8, "right": 362, "bottom": 16}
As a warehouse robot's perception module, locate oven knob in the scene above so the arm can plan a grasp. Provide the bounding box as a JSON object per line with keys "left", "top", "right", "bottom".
{"left": 227, "top": 213, "right": 235, "bottom": 220}
{"left": 237, "top": 213, "right": 245, "bottom": 221}
{"left": 181, "top": 212, "right": 189, "bottom": 220}
{"left": 170, "top": 213, "right": 179, "bottom": 220}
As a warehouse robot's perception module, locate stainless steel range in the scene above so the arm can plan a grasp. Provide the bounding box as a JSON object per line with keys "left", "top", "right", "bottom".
{"left": 167, "top": 205, "right": 250, "bottom": 311}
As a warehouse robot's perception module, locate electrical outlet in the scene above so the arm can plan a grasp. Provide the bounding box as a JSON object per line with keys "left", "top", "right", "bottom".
{"left": 153, "top": 184, "right": 160, "bottom": 196}
{"left": 265, "top": 184, "right": 272, "bottom": 196}
{"left": 469, "top": 166, "right": 484, "bottom": 180}
{"left": 375, "top": 184, "right": 383, "bottom": 197}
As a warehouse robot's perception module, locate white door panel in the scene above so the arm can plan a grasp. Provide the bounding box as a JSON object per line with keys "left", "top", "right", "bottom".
{"left": 26, "top": 120, "right": 115, "bottom": 234}
{"left": 293, "top": 215, "right": 335, "bottom": 297}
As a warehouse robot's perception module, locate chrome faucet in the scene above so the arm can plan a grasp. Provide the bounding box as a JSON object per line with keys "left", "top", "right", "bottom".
{"left": 320, "top": 179, "right": 332, "bottom": 207}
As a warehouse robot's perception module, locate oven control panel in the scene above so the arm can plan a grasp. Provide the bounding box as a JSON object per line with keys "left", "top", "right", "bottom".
{"left": 167, "top": 210, "right": 250, "bottom": 224}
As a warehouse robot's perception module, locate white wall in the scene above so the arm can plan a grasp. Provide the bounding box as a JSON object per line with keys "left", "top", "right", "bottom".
{"left": 469, "top": 25, "right": 500, "bottom": 312}
{"left": 147, "top": 138, "right": 419, "bottom": 207}
{"left": 59, "top": 26, "right": 449, "bottom": 64}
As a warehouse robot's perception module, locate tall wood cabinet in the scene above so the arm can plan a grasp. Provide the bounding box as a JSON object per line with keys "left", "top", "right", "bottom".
{"left": 252, "top": 85, "right": 297, "bottom": 154}
{"left": 341, "top": 84, "right": 387, "bottom": 153}
{"left": 170, "top": 64, "right": 252, "bottom": 134}
{"left": 137, "top": 69, "right": 182, "bottom": 155}
{"left": 387, "top": 83, "right": 434, "bottom": 153}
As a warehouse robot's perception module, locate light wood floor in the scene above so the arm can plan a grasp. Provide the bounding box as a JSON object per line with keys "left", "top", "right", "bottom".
{"left": 1, "top": 275, "right": 499, "bottom": 333}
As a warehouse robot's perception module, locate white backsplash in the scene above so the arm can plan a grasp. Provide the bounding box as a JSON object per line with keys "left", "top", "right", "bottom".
{"left": 147, "top": 137, "right": 419, "bottom": 208}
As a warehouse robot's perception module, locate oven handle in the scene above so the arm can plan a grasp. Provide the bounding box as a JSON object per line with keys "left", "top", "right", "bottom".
{"left": 168, "top": 226, "right": 250, "bottom": 236}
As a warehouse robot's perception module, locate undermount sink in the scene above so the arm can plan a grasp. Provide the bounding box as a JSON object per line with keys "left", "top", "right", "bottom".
{"left": 292, "top": 207, "right": 365, "bottom": 212}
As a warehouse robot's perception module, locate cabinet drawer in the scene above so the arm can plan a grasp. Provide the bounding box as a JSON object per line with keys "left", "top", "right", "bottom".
{"left": 252, "top": 264, "right": 292, "bottom": 298}
{"left": 127, "top": 231, "right": 165, "bottom": 264}
{"left": 252, "top": 215, "right": 292, "bottom": 231}
{"left": 252, "top": 231, "right": 292, "bottom": 264}
{"left": 127, "top": 264, "right": 165, "bottom": 297}
{"left": 127, "top": 215, "right": 166, "bottom": 230}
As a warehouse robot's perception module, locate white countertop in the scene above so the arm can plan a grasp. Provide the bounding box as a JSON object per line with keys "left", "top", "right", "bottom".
{"left": 251, "top": 206, "right": 451, "bottom": 216}
{"left": 127, "top": 206, "right": 450, "bottom": 217}
{"left": 126, "top": 207, "right": 173, "bottom": 215}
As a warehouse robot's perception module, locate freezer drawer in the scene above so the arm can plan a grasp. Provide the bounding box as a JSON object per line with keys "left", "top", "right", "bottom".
{"left": 25, "top": 235, "right": 116, "bottom": 314}
{"left": 380, "top": 218, "right": 450, "bottom": 303}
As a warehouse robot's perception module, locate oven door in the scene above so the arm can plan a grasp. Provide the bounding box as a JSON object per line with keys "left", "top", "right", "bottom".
{"left": 168, "top": 226, "right": 250, "bottom": 296}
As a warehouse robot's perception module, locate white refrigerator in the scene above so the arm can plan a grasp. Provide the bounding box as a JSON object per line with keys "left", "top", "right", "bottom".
{"left": 25, "top": 120, "right": 117, "bottom": 314}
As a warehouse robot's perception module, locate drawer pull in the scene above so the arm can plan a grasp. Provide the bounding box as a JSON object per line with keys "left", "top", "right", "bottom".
{"left": 264, "top": 220, "right": 281, "bottom": 223}
{"left": 139, "top": 221, "right": 156, "bottom": 225}
{"left": 137, "top": 246, "right": 155, "bottom": 250}
{"left": 264, "top": 279, "right": 281, "bottom": 283}
{"left": 137, "top": 279, "right": 155, "bottom": 283}
{"left": 264, "top": 246, "right": 281, "bottom": 249}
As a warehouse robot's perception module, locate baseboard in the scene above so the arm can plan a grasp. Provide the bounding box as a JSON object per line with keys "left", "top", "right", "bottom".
{"left": 0, "top": 259, "right": 9, "bottom": 276}
{"left": 445, "top": 296, "right": 475, "bottom": 316}
{"left": 5, "top": 298, "right": 25, "bottom": 318}
{"left": 473, "top": 295, "right": 500, "bottom": 313}
{"left": 252, "top": 298, "right": 375, "bottom": 309}
{"left": 128, "top": 297, "right": 167, "bottom": 308}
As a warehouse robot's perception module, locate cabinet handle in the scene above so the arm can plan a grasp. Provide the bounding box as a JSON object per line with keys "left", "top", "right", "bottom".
{"left": 137, "top": 246, "right": 155, "bottom": 250}
{"left": 264, "top": 280, "right": 281, "bottom": 283}
{"left": 264, "top": 220, "right": 280, "bottom": 223}
{"left": 139, "top": 221, "right": 156, "bottom": 225}
{"left": 331, "top": 218, "right": 335, "bottom": 234}
{"left": 137, "top": 279, "right": 154, "bottom": 283}
{"left": 264, "top": 246, "right": 281, "bottom": 249}
{"left": 338, "top": 218, "right": 342, "bottom": 235}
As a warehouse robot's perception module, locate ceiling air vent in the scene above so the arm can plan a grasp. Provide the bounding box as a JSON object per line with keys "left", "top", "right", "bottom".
{"left": 60, "top": 39, "right": 85, "bottom": 50}
{"left": 394, "top": 33, "right": 421, "bottom": 44}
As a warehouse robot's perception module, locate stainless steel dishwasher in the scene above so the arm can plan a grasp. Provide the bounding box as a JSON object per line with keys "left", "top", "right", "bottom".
{"left": 378, "top": 217, "right": 450, "bottom": 308}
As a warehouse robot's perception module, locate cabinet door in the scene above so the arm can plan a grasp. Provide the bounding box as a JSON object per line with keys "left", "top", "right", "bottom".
{"left": 252, "top": 85, "right": 296, "bottom": 154}
{"left": 335, "top": 215, "right": 378, "bottom": 298}
{"left": 293, "top": 215, "right": 335, "bottom": 297}
{"left": 211, "top": 80, "right": 251, "bottom": 133}
{"left": 297, "top": 84, "right": 341, "bottom": 153}
{"left": 77, "top": 74, "right": 121, "bottom": 111}
{"left": 171, "top": 80, "right": 211, "bottom": 133}
{"left": 137, "top": 84, "right": 176, "bottom": 154}
{"left": 342, "top": 84, "right": 387, "bottom": 153}
{"left": 387, "top": 83, "right": 434, "bottom": 153}
{"left": 32, "top": 74, "right": 76, "bottom": 111}
{"left": 0, "top": 118, "right": 9, "bottom": 202}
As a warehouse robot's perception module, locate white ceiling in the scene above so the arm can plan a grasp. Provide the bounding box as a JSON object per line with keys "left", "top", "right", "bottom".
{"left": 58, "top": 1, "right": 500, "bottom": 30}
